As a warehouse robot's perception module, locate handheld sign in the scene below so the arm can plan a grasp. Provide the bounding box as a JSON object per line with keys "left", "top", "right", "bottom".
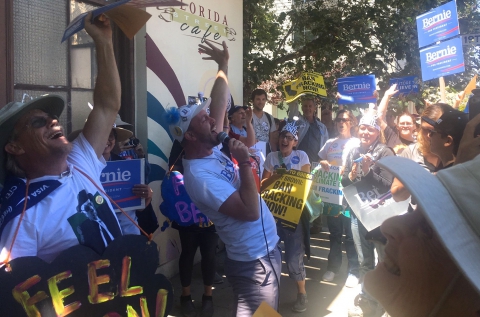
{"left": 101, "top": 159, "right": 145, "bottom": 212}
{"left": 311, "top": 163, "right": 343, "bottom": 205}
{"left": 62, "top": 0, "right": 130, "bottom": 42}
{"left": 261, "top": 169, "right": 313, "bottom": 231}
{"left": 419, "top": 37, "right": 465, "bottom": 81}
{"left": 282, "top": 72, "right": 327, "bottom": 103}
{"left": 343, "top": 178, "right": 410, "bottom": 231}
{"left": 389, "top": 76, "right": 420, "bottom": 95}
{"left": 0, "top": 235, "right": 173, "bottom": 316}
{"left": 160, "top": 171, "right": 213, "bottom": 227}
{"left": 337, "top": 75, "right": 377, "bottom": 105}
{"left": 416, "top": 0, "right": 459, "bottom": 48}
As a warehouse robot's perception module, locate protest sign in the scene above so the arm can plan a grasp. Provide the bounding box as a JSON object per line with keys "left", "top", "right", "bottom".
{"left": 0, "top": 235, "right": 173, "bottom": 316}
{"left": 389, "top": 76, "right": 420, "bottom": 95}
{"left": 419, "top": 37, "right": 465, "bottom": 81}
{"left": 343, "top": 178, "right": 410, "bottom": 231}
{"left": 160, "top": 171, "right": 213, "bottom": 227}
{"left": 311, "top": 163, "right": 343, "bottom": 205}
{"left": 282, "top": 72, "right": 327, "bottom": 103}
{"left": 337, "top": 75, "right": 377, "bottom": 105}
{"left": 261, "top": 169, "right": 313, "bottom": 231}
{"left": 101, "top": 159, "right": 145, "bottom": 212}
{"left": 416, "top": 0, "right": 459, "bottom": 48}
{"left": 62, "top": 0, "right": 152, "bottom": 42}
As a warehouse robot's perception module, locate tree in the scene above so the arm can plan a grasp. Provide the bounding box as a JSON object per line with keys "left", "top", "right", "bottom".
{"left": 243, "top": 0, "right": 480, "bottom": 105}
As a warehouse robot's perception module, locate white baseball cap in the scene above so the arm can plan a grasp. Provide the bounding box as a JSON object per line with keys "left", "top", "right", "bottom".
{"left": 168, "top": 98, "right": 211, "bottom": 143}
{"left": 377, "top": 155, "right": 480, "bottom": 293}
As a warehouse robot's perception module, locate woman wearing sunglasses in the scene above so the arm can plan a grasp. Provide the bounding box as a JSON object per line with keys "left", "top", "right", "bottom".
{"left": 261, "top": 121, "right": 311, "bottom": 313}
{"left": 318, "top": 109, "right": 360, "bottom": 288}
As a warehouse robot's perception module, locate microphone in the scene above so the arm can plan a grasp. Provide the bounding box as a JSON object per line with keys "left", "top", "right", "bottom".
{"left": 217, "top": 131, "right": 230, "bottom": 145}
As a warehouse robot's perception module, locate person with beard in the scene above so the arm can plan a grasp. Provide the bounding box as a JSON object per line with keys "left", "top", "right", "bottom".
{"left": 377, "top": 84, "right": 416, "bottom": 152}
{"left": 0, "top": 13, "right": 123, "bottom": 264}
{"left": 169, "top": 41, "right": 280, "bottom": 316}
{"left": 251, "top": 89, "right": 277, "bottom": 152}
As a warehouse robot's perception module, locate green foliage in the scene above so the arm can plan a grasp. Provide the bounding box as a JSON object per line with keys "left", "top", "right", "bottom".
{"left": 243, "top": 0, "right": 480, "bottom": 106}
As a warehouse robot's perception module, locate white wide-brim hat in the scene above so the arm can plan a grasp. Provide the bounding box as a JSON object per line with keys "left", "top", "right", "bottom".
{"left": 377, "top": 155, "right": 480, "bottom": 293}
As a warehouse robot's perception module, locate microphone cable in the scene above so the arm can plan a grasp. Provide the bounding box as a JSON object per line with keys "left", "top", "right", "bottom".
{"left": 250, "top": 155, "right": 280, "bottom": 307}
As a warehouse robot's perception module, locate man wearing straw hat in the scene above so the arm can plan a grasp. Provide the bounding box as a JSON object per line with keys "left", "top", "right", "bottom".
{"left": 0, "top": 13, "right": 123, "bottom": 264}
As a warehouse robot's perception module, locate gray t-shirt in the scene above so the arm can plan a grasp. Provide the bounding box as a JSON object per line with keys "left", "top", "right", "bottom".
{"left": 252, "top": 112, "right": 275, "bottom": 142}
{"left": 298, "top": 124, "right": 322, "bottom": 163}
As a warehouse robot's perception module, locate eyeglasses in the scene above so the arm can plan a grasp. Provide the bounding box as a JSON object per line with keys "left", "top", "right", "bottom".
{"left": 335, "top": 118, "right": 350, "bottom": 123}
{"left": 427, "top": 129, "right": 437, "bottom": 137}
{"left": 398, "top": 122, "right": 414, "bottom": 127}
{"left": 280, "top": 135, "right": 295, "bottom": 141}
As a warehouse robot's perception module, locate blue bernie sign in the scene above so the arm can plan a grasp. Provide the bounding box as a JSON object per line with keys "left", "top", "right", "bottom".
{"left": 416, "top": 0, "right": 459, "bottom": 48}
{"left": 100, "top": 158, "right": 145, "bottom": 211}
{"left": 337, "top": 75, "right": 377, "bottom": 105}
{"left": 419, "top": 37, "right": 465, "bottom": 81}
{"left": 389, "top": 76, "right": 420, "bottom": 95}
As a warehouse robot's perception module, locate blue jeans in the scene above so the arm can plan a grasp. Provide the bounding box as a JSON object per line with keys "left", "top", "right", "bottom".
{"left": 326, "top": 214, "right": 359, "bottom": 276}
{"left": 277, "top": 224, "right": 306, "bottom": 281}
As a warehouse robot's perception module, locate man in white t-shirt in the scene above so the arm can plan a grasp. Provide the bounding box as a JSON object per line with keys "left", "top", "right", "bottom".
{"left": 0, "top": 13, "right": 125, "bottom": 264}
{"left": 251, "top": 89, "right": 277, "bottom": 152}
{"left": 169, "top": 42, "right": 280, "bottom": 316}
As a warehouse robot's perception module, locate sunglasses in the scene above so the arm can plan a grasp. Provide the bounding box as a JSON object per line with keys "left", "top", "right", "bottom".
{"left": 335, "top": 118, "right": 350, "bottom": 123}
{"left": 280, "top": 135, "right": 295, "bottom": 141}
{"left": 26, "top": 114, "right": 59, "bottom": 129}
{"left": 427, "top": 129, "right": 438, "bottom": 137}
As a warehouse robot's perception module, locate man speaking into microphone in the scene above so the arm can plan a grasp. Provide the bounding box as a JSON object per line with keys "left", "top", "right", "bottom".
{"left": 167, "top": 41, "right": 280, "bottom": 316}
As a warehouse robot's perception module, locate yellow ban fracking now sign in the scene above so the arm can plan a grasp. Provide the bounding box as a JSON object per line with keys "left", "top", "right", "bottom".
{"left": 282, "top": 72, "right": 327, "bottom": 103}
{"left": 261, "top": 169, "right": 313, "bottom": 231}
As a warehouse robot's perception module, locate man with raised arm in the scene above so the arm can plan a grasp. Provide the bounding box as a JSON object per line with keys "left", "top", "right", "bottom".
{"left": 0, "top": 13, "right": 123, "bottom": 264}
{"left": 168, "top": 41, "right": 280, "bottom": 316}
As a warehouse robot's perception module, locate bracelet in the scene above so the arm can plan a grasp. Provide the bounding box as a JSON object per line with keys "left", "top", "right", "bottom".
{"left": 223, "top": 126, "right": 230, "bottom": 129}
{"left": 238, "top": 161, "right": 251, "bottom": 167}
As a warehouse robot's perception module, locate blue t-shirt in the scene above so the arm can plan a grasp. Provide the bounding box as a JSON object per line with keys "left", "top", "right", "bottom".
{"left": 183, "top": 147, "right": 279, "bottom": 261}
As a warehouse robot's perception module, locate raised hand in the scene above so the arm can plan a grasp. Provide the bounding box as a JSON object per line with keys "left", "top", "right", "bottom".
{"left": 198, "top": 40, "right": 229, "bottom": 69}
{"left": 84, "top": 12, "right": 112, "bottom": 44}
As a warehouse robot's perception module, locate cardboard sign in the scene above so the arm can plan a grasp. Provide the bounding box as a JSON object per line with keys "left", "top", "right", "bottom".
{"left": 0, "top": 235, "right": 173, "bottom": 316}
{"left": 419, "top": 37, "right": 465, "bottom": 81}
{"left": 389, "top": 76, "right": 420, "bottom": 95}
{"left": 311, "top": 163, "right": 343, "bottom": 205}
{"left": 160, "top": 171, "right": 213, "bottom": 227}
{"left": 282, "top": 72, "right": 327, "bottom": 103}
{"left": 261, "top": 169, "right": 313, "bottom": 231}
{"left": 101, "top": 159, "right": 145, "bottom": 212}
{"left": 253, "top": 301, "right": 282, "bottom": 317}
{"left": 416, "top": 0, "right": 459, "bottom": 48}
{"left": 343, "top": 178, "right": 410, "bottom": 231}
{"left": 62, "top": 0, "right": 152, "bottom": 43}
{"left": 337, "top": 75, "right": 377, "bottom": 105}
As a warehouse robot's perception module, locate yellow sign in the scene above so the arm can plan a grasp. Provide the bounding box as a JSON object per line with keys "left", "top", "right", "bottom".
{"left": 261, "top": 169, "right": 313, "bottom": 231}
{"left": 282, "top": 72, "right": 327, "bottom": 103}
{"left": 464, "top": 74, "right": 477, "bottom": 97}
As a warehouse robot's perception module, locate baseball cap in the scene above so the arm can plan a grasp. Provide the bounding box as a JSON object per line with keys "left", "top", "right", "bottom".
{"left": 228, "top": 105, "right": 247, "bottom": 118}
{"left": 422, "top": 109, "right": 468, "bottom": 136}
{"left": 168, "top": 98, "right": 211, "bottom": 143}
{"left": 377, "top": 155, "right": 480, "bottom": 293}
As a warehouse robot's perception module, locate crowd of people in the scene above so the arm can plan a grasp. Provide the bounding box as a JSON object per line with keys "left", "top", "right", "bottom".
{"left": 0, "top": 12, "right": 480, "bottom": 317}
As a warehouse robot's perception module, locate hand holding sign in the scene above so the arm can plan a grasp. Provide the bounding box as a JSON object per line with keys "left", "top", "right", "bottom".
{"left": 84, "top": 12, "right": 113, "bottom": 45}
